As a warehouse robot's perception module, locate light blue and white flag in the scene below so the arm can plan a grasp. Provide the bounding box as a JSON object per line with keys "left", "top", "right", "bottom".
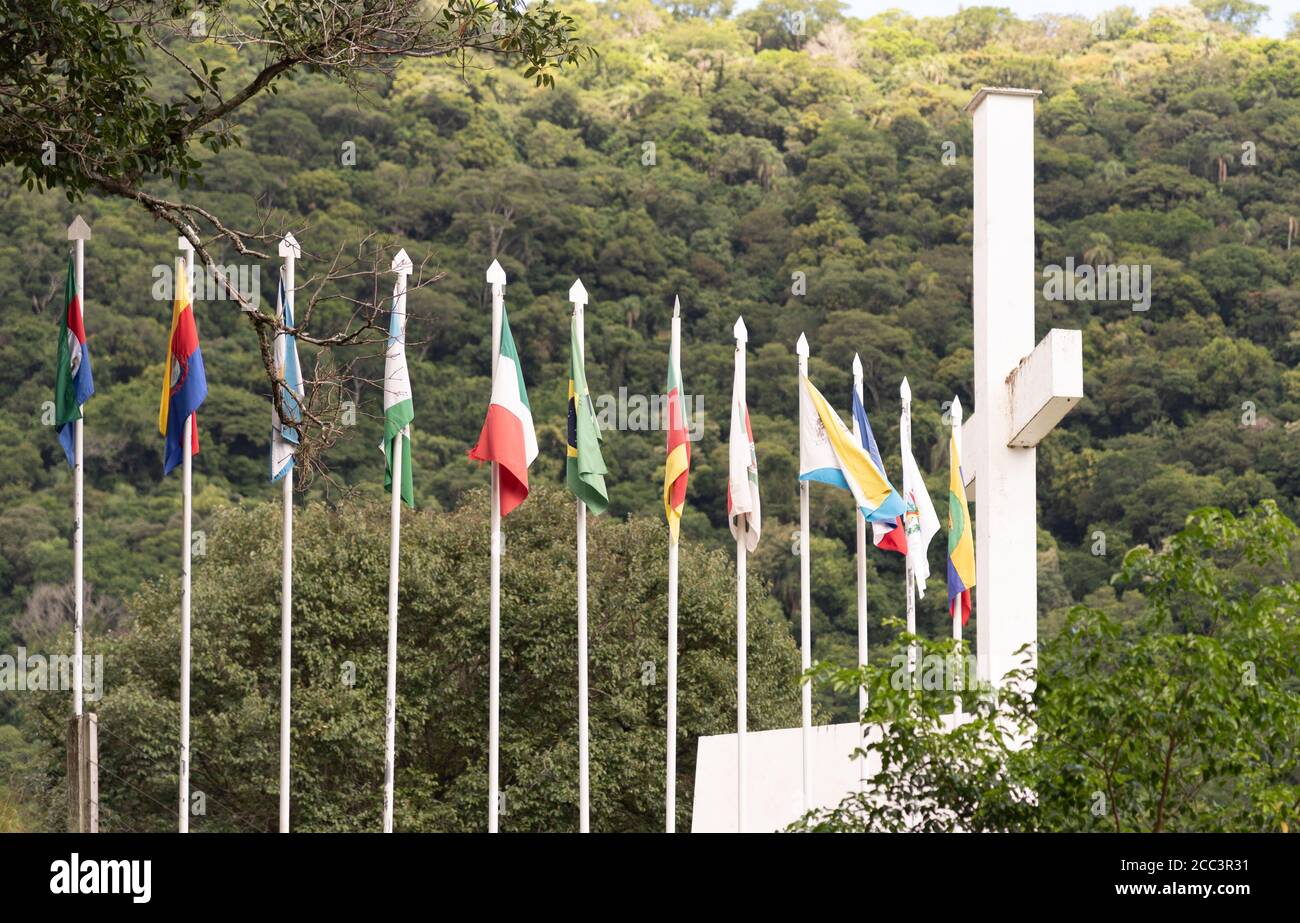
{"left": 271, "top": 272, "right": 303, "bottom": 482}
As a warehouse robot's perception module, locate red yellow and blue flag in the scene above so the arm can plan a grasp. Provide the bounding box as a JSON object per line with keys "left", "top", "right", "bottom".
{"left": 663, "top": 303, "right": 690, "bottom": 540}
{"left": 158, "top": 259, "right": 207, "bottom": 476}
{"left": 54, "top": 254, "right": 94, "bottom": 466}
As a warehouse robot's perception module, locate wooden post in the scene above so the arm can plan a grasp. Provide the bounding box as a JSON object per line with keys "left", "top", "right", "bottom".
{"left": 67, "top": 712, "right": 98, "bottom": 832}
{"left": 66, "top": 716, "right": 77, "bottom": 832}
{"left": 82, "top": 713, "right": 98, "bottom": 832}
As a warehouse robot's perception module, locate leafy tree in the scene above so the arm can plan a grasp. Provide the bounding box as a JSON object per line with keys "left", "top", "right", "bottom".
{"left": 4, "top": 3, "right": 1300, "bottom": 828}
{"left": 794, "top": 503, "right": 1300, "bottom": 832}
{"left": 1191, "top": 0, "right": 1269, "bottom": 34}
{"left": 20, "top": 484, "right": 802, "bottom": 832}
{"left": 0, "top": 0, "right": 594, "bottom": 460}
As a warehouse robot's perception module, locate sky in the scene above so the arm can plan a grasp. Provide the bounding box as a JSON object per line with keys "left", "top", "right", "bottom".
{"left": 743, "top": 2, "right": 1300, "bottom": 38}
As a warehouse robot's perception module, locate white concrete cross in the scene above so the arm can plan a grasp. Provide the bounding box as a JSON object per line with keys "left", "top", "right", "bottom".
{"left": 961, "top": 88, "right": 1083, "bottom": 691}
{"left": 691, "top": 87, "right": 1084, "bottom": 831}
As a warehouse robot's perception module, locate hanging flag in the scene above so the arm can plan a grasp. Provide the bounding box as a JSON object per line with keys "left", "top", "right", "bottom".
{"left": 271, "top": 272, "right": 303, "bottom": 483}
{"left": 158, "top": 259, "right": 207, "bottom": 476}
{"left": 566, "top": 313, "right": 608, "bottom": 515}
{"left": 851, "top": 388, "right": 906, "bottom": 554}
{"left": 381, "top": 277, "right": 415, "bottom": 508}
{"left": 800, "top": 376, "right": 905, "bottom": 523}
{"left": 901, "top": 434, "right": 941, "bottom": 598}
{"left": 55, "top": 254, "right": 94, "bottom": 467}
{"left": 663, "top": 312, "right": 690, "bottom": 540}
{"left": 727, "top": 338, "right": 760, "bottom": 552}
{"left": 470, "top": 305, "right": 538, "bottom": 516}
{"left": 947, "top": 431, "right": 975, "bottom": 626}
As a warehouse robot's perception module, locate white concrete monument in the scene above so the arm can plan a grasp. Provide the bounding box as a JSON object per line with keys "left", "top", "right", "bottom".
{"left": 692, "top": 87, "right": 1083, "bottom": 832}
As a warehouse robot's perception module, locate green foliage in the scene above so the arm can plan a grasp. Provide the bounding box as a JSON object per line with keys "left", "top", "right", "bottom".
{"left": 18, "top": 483, "right": 801, "bottom": 831}
{"left": 795, "top": 502, "right": 1300, "bottom": 832}
{"left": 3, "top": 3, "right": 1300, "bottom": 825}
{"left": 0, "top": 0, "right": 593, "bottom": 199}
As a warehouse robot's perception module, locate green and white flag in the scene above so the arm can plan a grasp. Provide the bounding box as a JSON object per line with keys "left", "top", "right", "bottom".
{"left": 381, "top": 274, "right": 414, "bottom": 508}
{"left": 566, "top": 313, "right": 608, "bottom": 514}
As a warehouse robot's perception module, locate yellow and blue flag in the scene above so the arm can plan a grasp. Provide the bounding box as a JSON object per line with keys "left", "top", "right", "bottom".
{"left": 799, "top": 376, "right": 905, "bottom": 523}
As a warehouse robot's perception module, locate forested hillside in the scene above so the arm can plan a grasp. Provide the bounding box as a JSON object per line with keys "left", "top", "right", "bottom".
{"left": 3, "top": 0, "right": 1300, "bottom": 746}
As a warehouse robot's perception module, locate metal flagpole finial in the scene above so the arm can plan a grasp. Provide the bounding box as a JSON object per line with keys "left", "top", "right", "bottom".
{"left": 851, "top": 352, "right": 863, "bottom": 378}
{"left": 569, "top": 278, "right": 588, "bottom": 309}
{"left": 951, "top": 394, "right": 963, "bottom": 423}
{"left": 673, "top": 295, "right": 681, "bottom": 318}
{"left": 391, "top": 248, "right": 413, "bottom": 275}
{"left": 795, "top": 332, "right": 809, "bottom": 357}
{"left": 278, "top": 231, "right": 301, "bottom": 259}
{"left": 486, "top": 259, "right": 506, "bottom": 286}
{"left": 733, "top": 315, "right": 747, "bottom": 343}
{"left": 900, "top": 376, "right": 912, "bottom": 402}
{"left": 67, "top": 215, "right": 91, "bottom": 240}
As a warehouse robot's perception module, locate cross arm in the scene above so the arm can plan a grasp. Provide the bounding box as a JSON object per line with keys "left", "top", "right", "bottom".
{"left": 959, "top": 329, "right": 1082, "bottom": 501}
{"left": 1007, "top": 328, "right": 1082, "bottom": 448}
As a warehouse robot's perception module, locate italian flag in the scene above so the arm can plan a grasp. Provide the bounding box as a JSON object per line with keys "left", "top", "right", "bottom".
{"left": 469, "top": 306, "right": 537, "bottom": 517}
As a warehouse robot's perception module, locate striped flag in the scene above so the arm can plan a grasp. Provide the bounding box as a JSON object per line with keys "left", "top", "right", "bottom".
{"left": 470, "top": 305, "right": 537, "bottom": 516}
{"left": 159, "top": 260, "right": 207, "bottom": 476}
{"left": 851, "top": 388, "right": 906, "bottom": 554}
{"left": 799, "top": 376, "right": 904, "bottom": 523}
{"left": 663, "top": 309, "right": 690, "bottom": 540}
{"left": 54, "top": 254, "right": 93, "bottom": 466}
{"left": 270, "top": 272, "right": 303, "bottom": 482}
{"left": 947, "top": 430, "right": 975, "bottom": 625}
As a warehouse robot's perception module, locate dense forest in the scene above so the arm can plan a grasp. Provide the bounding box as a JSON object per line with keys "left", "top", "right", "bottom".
{"left": 3, "top": 2, "right": 1300, "bottom": 828}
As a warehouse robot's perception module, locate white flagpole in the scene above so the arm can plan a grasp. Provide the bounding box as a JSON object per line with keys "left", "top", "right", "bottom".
{"left": 68, "top": 216, "right": 90, "bottom": 723}
{"left": 951, "top": 395, "right": 964, "bottom": 717}
{"left": 851, "top": 354, "right": 868, "bottom": 720}
{"left": 851, "top": 354, "right": 868, "bottom": 788}
{"left": 177, "top": 231, "right": 195, "bottom": 833}
{"left": 901, "top": 378, "right": 917, "bottom": 688}
{"left": 486, "top": 259, "right": 506, "bottom": 833}
{"left": 383, "top": 251, "right": 412, "bottom": 833}
{"left": 277, "top": 232, "right": 300, "bottom": 834}
{"left": 733, "top": 315, "right": 749, "bottom": 833}
{"left": 666, "top": 295, "right": 682, "bottom": 834}
{"left": 569, "top": 278, "right": 590, "bottom": 833}
{"left": 795, "top": 332, "right": 812, "bottom": 813}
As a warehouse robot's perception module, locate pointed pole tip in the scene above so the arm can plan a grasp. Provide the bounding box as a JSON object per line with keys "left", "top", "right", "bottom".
{"left": 486, "top": 259, "right": 507, "bottom": 285}
{"left": 733, "top": 316, "right": 747, "bottom": 342}
{"left": 391, "top": 248, "right": 413, "bottom": 274}
{"left": 795, "top": 332, "right": 809, "bottom": 356}
{"left": 569, "top": 278, "right": 588, "bottom": 305}
{"left": 851, "top": 353, "right": 863, "bottom": 377}
{"left": 673, "top": 295, "right": 681, "bottom": 318}
{"left": 900, "top": 376, "right": 912, "bottom": 400}
{"left": 67, "top": 215, "right": 91, "bottom": 240}
{"left": 279, "top": 231, "right": 302, "bottom": 259}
